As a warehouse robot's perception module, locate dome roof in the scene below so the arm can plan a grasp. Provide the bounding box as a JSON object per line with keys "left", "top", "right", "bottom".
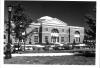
{"left": 38, "top": 16, "right": 67, "bottom": 26}
{"left": 40, "top": 16, "right": 53, "bottom": 20}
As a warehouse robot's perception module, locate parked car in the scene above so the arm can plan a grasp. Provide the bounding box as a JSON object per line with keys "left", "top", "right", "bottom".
{"left": 53, "top": 43, "right": 64, "bottom": 50}
{"left": 73, "top": 43, "right": 89, "bottom": 49}
{"left": 43, "top": 45, "right": 53, "bottom": 50}
{"left": 24, "top": 45, "right": 45, "bottom": 51}
{"left": 63, "top": 45, "right": 73, "bottom": 50}
{"left": 25, "top": 46, "right": 33, "bottom": 51}
{"left": 12, "top": 43, "right": 22, "bottom": 53}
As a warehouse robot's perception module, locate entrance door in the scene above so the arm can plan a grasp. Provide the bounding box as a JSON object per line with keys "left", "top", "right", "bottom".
{"left": 51, "top": 29, "right": 59, "bottom": 43}
{"left": 51, "top": 36, "right": 59, "bottom": 43}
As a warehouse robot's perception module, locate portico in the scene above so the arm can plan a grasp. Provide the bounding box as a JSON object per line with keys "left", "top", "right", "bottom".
{"left": 51, "top": 29, "right": 59, "bottom": 43}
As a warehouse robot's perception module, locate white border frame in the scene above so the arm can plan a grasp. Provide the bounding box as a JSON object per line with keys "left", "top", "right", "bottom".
{"left": 0, "top": 0, "right": 100, "bottom": 68}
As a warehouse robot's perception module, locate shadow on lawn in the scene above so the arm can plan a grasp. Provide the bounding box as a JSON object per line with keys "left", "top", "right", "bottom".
{"left": 74, "top": 52, "right": 95, "bottom": 57}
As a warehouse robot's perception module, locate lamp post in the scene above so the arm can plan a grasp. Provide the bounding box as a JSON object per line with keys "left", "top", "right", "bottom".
{"left": 22, "top": 31, "right": 26, "bottom": 51}
{"left": 69, "top": 27, "right": 70, "bottom": 43}
{"left": 4, "top": 5, "right": 12, "bottom": 59}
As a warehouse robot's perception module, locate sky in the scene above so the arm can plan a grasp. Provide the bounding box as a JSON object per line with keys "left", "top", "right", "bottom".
{"left": 4, "top": 1, "right": 96, "bottom": 27}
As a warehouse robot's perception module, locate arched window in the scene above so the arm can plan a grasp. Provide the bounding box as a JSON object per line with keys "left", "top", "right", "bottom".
{"left": 74, "top": 31, "right": 80, "bottom": 43}
{"left": 51, "top": 29, "right": 59, "bottom": 33}
{"left": 75, "top": 31, "right": 80, "bottom": 35}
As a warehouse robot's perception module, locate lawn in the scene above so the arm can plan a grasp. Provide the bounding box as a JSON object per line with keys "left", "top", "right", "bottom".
{"left": 14, "top": 48, "right": 95, "bottom": 53}
{"left": 4, "top": 55, "right": 95, "bottom": 65}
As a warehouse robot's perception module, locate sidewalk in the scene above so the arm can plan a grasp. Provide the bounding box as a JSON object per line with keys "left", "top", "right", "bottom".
{"left": 11, "top": 53, "right": 75, "bottom": 57}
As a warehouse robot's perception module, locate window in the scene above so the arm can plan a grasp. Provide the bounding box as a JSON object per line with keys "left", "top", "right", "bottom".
{"left": 4, "top": 35, "right": 6, "bottom": 39}
{"left": 29, "top": 39, "right": 31, "bottom": 44}
{"left": 75, "top": 31, "right": 80, "bottom": 43}
{"left": 57, "top": 37, "right": 59, "bottom": 42}
{"left": 34, "top": 28, "right": 38, "bottom": 32}
{"left": 45, "top": 28, "right": 48, "bottom": 31}
{"left": 45, "top": 36, "right": 48, "bottom": 43}
{"left": 6, "top": 29, "right": 8, "bottom": 31}
{"left": 34, "top": 36, "right": 38, "bottom": 43}
{"left": 75, "top": 31, "right": 80, "bottom": 34}
{"left": 51, "top": 29, "right": 59, "bottom": 33}
{"left": 61, "top": 37, "right": 64, "bottom": 42}
{"left": 76, "top": 37, "right": 80, "bottom": 43}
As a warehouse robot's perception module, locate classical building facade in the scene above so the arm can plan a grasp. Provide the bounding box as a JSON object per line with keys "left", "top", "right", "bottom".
{"left": 25, "top": 16, "right": 84, "bottom": 45}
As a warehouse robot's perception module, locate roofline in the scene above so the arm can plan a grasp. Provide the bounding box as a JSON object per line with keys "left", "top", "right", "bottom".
{"left": 68, "top": 26, "right": 84, "bottom": 28}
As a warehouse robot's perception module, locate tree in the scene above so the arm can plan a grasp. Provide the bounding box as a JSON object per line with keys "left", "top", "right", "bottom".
{"left": 11, "top": 4, "right": 33, "bottom": 41}
{"left": 84, "top": 7, "right": 96, "bottom": 41}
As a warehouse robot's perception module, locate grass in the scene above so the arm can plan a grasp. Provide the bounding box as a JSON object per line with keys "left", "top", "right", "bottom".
{"left": 19, "top": 50, "right": 74, "bottom": 53}
{"left": 4, "top": 48, "right": 95, "bottom": 65}
{"left": 4, "top": 55, "right": 95, "bottom": 65}
{"left": 14, "top": 48, "right": 95, "bottom": 54}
